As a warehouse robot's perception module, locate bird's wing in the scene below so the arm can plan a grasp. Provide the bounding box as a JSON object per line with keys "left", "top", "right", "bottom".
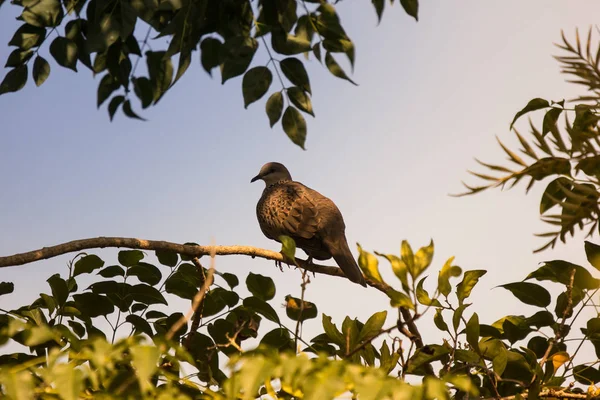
{"left": 278, "top": 182, "right": 322, "bottom": 240}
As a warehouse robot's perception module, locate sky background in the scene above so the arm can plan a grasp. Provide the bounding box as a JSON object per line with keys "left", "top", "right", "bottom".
{"left": 2, "top": 0, "right": 600, "bottom": 360}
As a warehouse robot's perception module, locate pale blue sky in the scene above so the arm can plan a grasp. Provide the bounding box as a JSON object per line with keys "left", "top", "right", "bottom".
{"left": 1, "top": 1, "right": 600, "bottom": 349}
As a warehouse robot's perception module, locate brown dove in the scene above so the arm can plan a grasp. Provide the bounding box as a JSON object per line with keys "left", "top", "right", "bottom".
{"left": 251, "top": 162, "right": 367, "bottom": 287}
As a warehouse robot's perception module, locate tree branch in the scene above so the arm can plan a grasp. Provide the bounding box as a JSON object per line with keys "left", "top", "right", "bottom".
{"left": 0, "top": 236, "right": 427, "bottom": 355}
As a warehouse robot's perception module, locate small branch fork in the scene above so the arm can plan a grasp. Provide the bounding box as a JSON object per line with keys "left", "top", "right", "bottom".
{"left": 0, "top": 236, "right": 427, "bottom": 355}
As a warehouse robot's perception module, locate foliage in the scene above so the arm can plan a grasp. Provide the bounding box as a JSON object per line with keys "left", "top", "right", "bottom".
{"left": 459, "top": 28, "right": 600, "bottom": 252}
{"left": 0, "top": 0, "right": 418, "bottom": 148}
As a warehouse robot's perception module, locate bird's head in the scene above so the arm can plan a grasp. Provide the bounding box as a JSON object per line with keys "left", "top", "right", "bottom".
{"left": 251, "top": 162, "right": 292, "bottom": 186}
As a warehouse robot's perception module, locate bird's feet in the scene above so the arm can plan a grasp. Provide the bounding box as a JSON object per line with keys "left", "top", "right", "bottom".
{"left": 275, "top": 260, "right": 284, "bottom": 272}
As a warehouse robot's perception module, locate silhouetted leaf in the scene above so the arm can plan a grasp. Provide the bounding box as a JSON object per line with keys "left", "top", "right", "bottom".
{"left": 540, "top": 177, "right": 571, "bottom": 214}
{"left": 9, "top": 24, "right": 45, "bottom": 50}
{"left": 466, "top": 313, "right": 479, "bottom": 349}
{"left": 510, "top": 98, "right": 550, "bottom": 129}
{"left": 49, "top": 37, "right": 78, "bottom": 71}
{"left": 0, "top": 282, "right": 14, "bottom": 296}
{"left": 243, "top": 296, "right": 280, "bottom": 324}
{"left": 156, "top": 250, "right": 178, "bottom": 267}
{"left": 324, "top": 52, "right": 356, "bottom": 85}
{"left": 118, "top": 250, "right": 144, "bottom": 267}
{"left": 260, "top": 328, "right": 294, "bottom": 351}
{"left": 130, "top": 284, "right": 167, "bottom": 305}
{"left": 500, "top": 282, "right": 551, "bottom": 307}
{"left": 246, "top": 273, "right": 275, "bottom": 301}
{"left": 280, "top": 57, "right": 311, "bottom": 94}
{"left": 47, "top": 274, "right": 68, "bottom": 307}
{"left": 220, "top": 272, "right": 239, "bottom": 289}
{"left": 287, "top": 86, "right": 314, "bottom": 116}
{"left": 73, "top": 293, "right": 114, "bottom": 318}
{"left": 585, "top": 241, "right": 600, "bottom": 272}
{"left": 133, "top": 77, "right": 153, "bottom": 109}
{"left": 242, "top": 66, "right": 272, "bottom": 108}
{"left": 127, "top": 263, "right": 162, "bottom": 285}
{"left": 372, "top": 0, "right": 384, "bottom": 23}
{"left": 527, "top": 260, "right": 600, "bottom": 290}
{"left": 200, "top": 37, "right": 223, "bottom": 75}
{"left": 126, "top": 314, "right": 153, "bottom": 336}
{"left": 220, "top": 37, "right": 258, "bottom": 84}
{"left": 74, "top": 254, "right": 105, "bottom": 277}
{"left": 32, "top": 56, "right": 50, "bottom": 87}
{"left": 0, "top": 65, "right": 28, "bottom": 95}
{"left": 97, "top": 74, "right": 120, "bottom": 107}
{"left": 265, "top": 91, "right": 284, "bottom": 127}
{"left": 400, "top": 0, "right": 418, "bottom": 21}
{"left": 123, "top": 100, "right": 146, "bottom": 120}
{"left": 542, "top": 107, "right": 563, "bottom": 135}
{"left": 21, "top": 0, "right": 63, "bottom": 28}
{"left": 5, "top": 49, "right": 33, "bottom": 68}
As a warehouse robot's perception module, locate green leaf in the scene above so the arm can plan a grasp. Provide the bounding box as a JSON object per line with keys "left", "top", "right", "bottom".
{"left": 401, "top": 240, "right": 416, "bottom": 277}
{"left": 126, "top": 314, "right": 153, "bottom": 336}
{"left": 97, "top": 74, "right": 120, "bottom": 107}
{"left": 278, "top": 235, "right": 297, "bottom": 261}
{"left": 73, "top": 293, "right": 114, "bottom": 318}
{"left": 400, "top": 0, "right": 418, "bottom": 21}
{"left": 260, "top": 328, "right": 294, "bottom": 351}
{"left": 118, "top": 250, "right": 144, "bottom": 267}
{"left": 280, "top": 57, "right": 311, "bottom": 94}
{"left": 146, "top": 310, "right": 168, "bottom": 320}
{"left": 123, "top": 100, "right": 146, "bottom": 121}
{"left": 5, "top": 49, "right": 33, "bottom": 68}
{"left": 357, "top": 244, "right": 383, "bottom": 283}
{"left": 67, "top": 320, "right": 85, "bottom": 337}
{"left": 585, "top": 241, "right": 600, "bottom": 272}
{"left": 130, "top": 284, "right": 168, "bottom": 305}
{"left": 97, "top": 265, "right": 125, "bottom": 278}
{"left": 466, "top": 313, "right": 479, "bottom": 349}
{"left": 282, "top": 106, "right": 307, "bottom": 149}
{"left": 165, "top": 263, "right": 201, "bottom": 300}
{"left": 271, "top": 31, "right": 311, "bottom": 55}
{"left": 416, "top": 277, "right": 442, "bottom": 307}
{"left": 127, "top": 262, "right": 162, "bottom": 285}
{"left": 246, "top": 273, "right": 276, "bottom": 301}
{"left": 220, "top": 272, "right": 239, "bottom": 289}
{"left": 146, "top": 51, "right": 173, "bottom": 103}
{"left": 357, "top": 310, "right": 387, "bottom": 342}
{"left": 133, "top": 77, "right": 153, "bottom": 109}
{"left": 492, "top": 348, "right": 508, "bottom": 376}
{"left": 527, "top": 260, "right": 600, "bottom": 290}
{"left": 452, "top": 304, "right": 469, "bottom": 333}
{"left": 573, "top": 365, "right": 600, "bottom": 385}
{"left": 47, "top": 274, "right": 68, "bottom": 307}
{"left": 200, "top": 37, "right": 223, "bottom": 75}
{"left": 0, "top": 370, "right": 34, "bottom": 399}
{"left": 372, "top": 0, "right": 384, "bottom": 23}
{"left": 220, "top": 37, "right": 258, "bottom": 84}
{"left": 284, "top": 295, "right": 318, "bottom": 322}
{"left": 21, "top": 0, "right": 63, "bottom": 27}
{"left": 49, "top": 37, "right": 78, "bottom": 71}
{"left": 107, "top": 95, "right": 124, "bottom": 121}
{"left": 510, "top": 98, "right": 550, "bottom": 129}
{"left": 287, "top": 86, "right": 314, "bottom": 116}
{"left": 386, "top": 288, "right": 415, "bottom": 309}
{"left": 73, "top": 254, "right": 104, "bottom": 276}
{"left": 130, "top": 345, "right": 160, "bottom": 392}
{"left": 500, "top": 282, "right": 551, "bottom": 307}
{"left": 413, "top": 240, "right": 434, "bottom": 277}
{"left": 32, "top": 56, "right": 50, "bottom": 87}
{"left": 265, "top": 91, "right": 284, "bottom": 127}
{"left": 438, "top": 257, "right": 461, "bottom": 297}
{"left": 406, "top": 345, "right": 450, "bottom": 375}
{"left": 433, "top": 309, "right": 448, "bottom": 332}
{"left": 526, "top": 311, "right": 555, "bottom": 328}
{"left": 322, "top": 314, "right": 344, "bottom": 346}
{"left": 0, "top": 65, "right": 28, "bottom": 95}
{"left": 242, "top": 66, "right": 272, "bottom": 108}
{"left": 376, "top": 253, "right": 408, "bottom": 291}
{"left": 0, "top": 282, "right": 14, "bottom": 296}
{"left": 325, "top": 52, "right": 356, "bottom": 85}
{"left": 9, "top": 23, "right": 45, "bottom": 50}
{"left": 540, "top": 177, "right": 571, "bottom": 214}
{"left": 243, "top": 296, "right": 280, "bottom": 324}
{"left": 542, "top": 107, "right": 563, "bottom": 136}
{"left": 155, "top": 249, "right": 178, "bottom": 267}
{"left": 456, "top": 270, "right": 487, "bottom": 304}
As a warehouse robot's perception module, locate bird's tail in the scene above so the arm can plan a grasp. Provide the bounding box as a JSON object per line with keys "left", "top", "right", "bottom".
{"left": 328, "top": 236, "right": 367, "bottom": 287}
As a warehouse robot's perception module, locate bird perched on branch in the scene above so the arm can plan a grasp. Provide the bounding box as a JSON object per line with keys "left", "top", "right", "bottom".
{"left": 251, "top": 162, "right": 367, "bottom": 287}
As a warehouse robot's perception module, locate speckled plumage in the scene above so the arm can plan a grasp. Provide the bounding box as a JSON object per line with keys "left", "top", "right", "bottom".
{"left": 252, "top": 162, "right": 367, "bottom": 287}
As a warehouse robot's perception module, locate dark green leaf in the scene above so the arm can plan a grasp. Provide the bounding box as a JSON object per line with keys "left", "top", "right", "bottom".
{"left": 49, "top": 37, "right": 78, "bottom": 71}
{"left": 0, "top": 65, "right": 28, "bottom": 95}
{"left": 200, "top": 37, "right": 223, "bottom": 75}
{"left": 526, "top": 311, "right": 554, "bottom": 328}
{"left": 527, "top": 336, "right": 548, "bottom": 358}
{"left": 287, "top": 86, "right": 314, "bottom": 116}
{"left": 220, "top": 272, "right": 239, "bottom": 289}
{"left": 540, "top": 177, "right": 571, "bottom": 214}
{"left": 220, "top": 37, "right": 258, "bottom": 84}
{"left": 21, "top": 0, "right": 63, "bottom": 27}
{"left": 527, "top": 260, "right": 600, "bottom": 290}
{"left": 282, "top": 106, "right": 307, "bottom": 149}
{"left": 156, "top": 249, "right": 178, "bottom": 267}
{"left": 500, "top": 282, "right": 551, "bottom": 307}
{"left": 372, "top": 0, "right": 384, "bottom": 22}
{"left": 123, "top": 100, "right": 146, "bottom": 121}
{"left": 242, "top": 66, "right": 272, "bottom": 108}
{"left": 280, "top": 57, "right": 311, "bottom": 94}
{"left": 126, "top": 314, "right": 153, "bottom": 336}
{"left": 133, "top": 77, "right": 153, "bottom": 109}
{"left": 67, "top": 320, "right": 85, "bottom": 338}
{"left": 243, "top": 296, "right": 280, "bottom": 324}
{"left": 542, "top": 107, "right": 562, "bottom": 136}
{"left": 165, "top": 263, "right": 201, "bottom": 300}
{"left": 118, "top": 250, "right": 144, "bottom": 267}
{"left": 322, "top": 314, "right": 344, "bottom": 346}
{"left": 574, "top": 365, "right": 600, "bottom": 385}
{"left": 357, "top": 310, "right": 386, "bottom": 343}
{"left": 433, "top": 309, "right": 448, "bottom": 332}
{"left": 452, "top": 304, "right": 469, "bottom": 333}
{"left": 47, "top": 274, "right": 68, "bottom": 307}
{"left": 400, "top": 0, "right": 418, "bottom": 21}
{"left": 73, "top": 254, "right": 105, "bottom": 277}
{"left": 284, "top": 295, "right": 317, "bottom": 322}
{"left": 260, "top": 328, "right": 294, "bottom": 351}
{"left": 97, "top": 74, "right": 120, "bottom": 107}
{"left": 9, "top": 24, "right": 45, "bottom": 50}
{"left": 172, "top": 50, "right": 191, "bottom": 86}
{"left": 32, "top": 56, "right": 50, "bottom": 87}
{"left": 5, "top": 49, "right": 33, "bottom": 68}
{"left": 271, "top": 31, "right": 311, "bottom": 55}
{"left": 73, "top": 293, "right": 114, "bottom": 318}
{"left": 130, "top": 284, "right": 168, "bottom": 305}
{"left": 585, "top": 241, "right": 600, "bottom": 272}
{"left": 108, "top": 95, "right": 124, "bottom": 121}
{"left": 265, "top": 91, "right": 284, "bottom": 127}
{"left": 130, "top": 303, "right": 147, "bottom": 313}
{"left": 466, "top": 313, "right": 479, "bottom": 349}
{"left": 510, "top": 98, "right": 550, "bottom": 129}
{"left": 325, "top": 52, "right": 356, "bottom": 85}
{"left": 0, "top": 282, "right": 14, "bottom": 296}
{"left": 246, "top": 272, "right": 275, "bottom": 301}
{"left": 146, "top": 51, "right": 173, "bottom": 103}
{"left": 406, "top": 345, "right": 450, "bottom": 375}
{"left": 127, "top": 262, "right": 162, "bottom": 286}
{"left": 456, "top": 270, "right": 486, "bottom": 304}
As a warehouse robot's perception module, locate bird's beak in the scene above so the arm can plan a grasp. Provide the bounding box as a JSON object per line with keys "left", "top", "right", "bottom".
{"left": 250, "top": 174, "right": 261, "bottom": 183}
